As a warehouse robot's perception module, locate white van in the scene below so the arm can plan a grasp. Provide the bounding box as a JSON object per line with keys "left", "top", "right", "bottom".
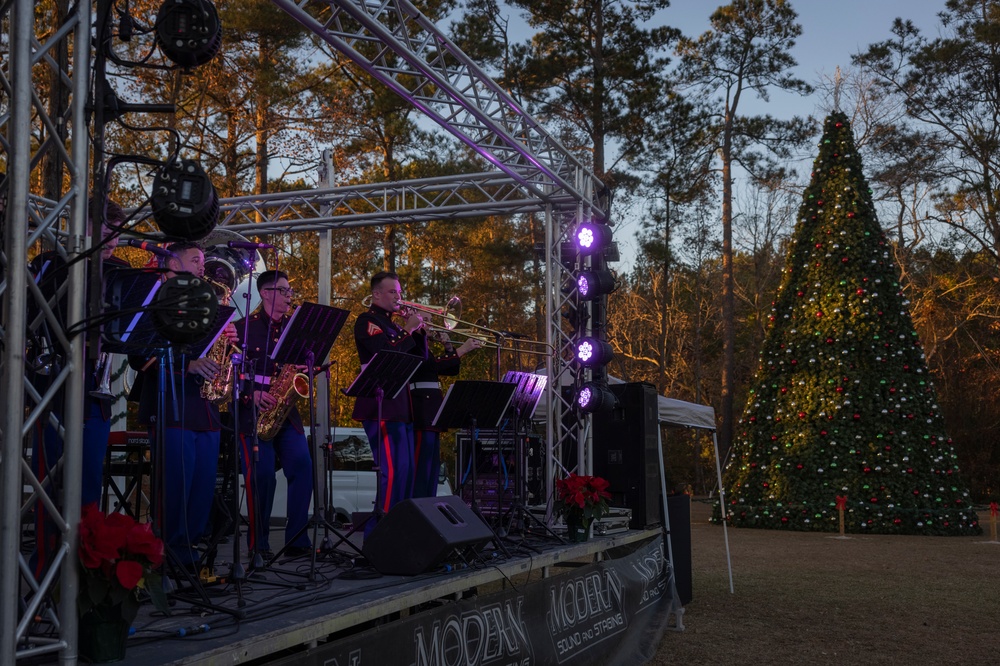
{"left": 267, "top": 427, "right": 453, "bottom": 524}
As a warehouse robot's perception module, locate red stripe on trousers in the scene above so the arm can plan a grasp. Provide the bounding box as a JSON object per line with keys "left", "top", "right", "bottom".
{"left": 381, "top": 423, "right": 394, "bottom": 513}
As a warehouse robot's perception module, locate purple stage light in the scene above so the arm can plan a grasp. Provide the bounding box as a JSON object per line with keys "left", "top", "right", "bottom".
{"left": 576, "top": 269, "right": 615, "bottom": 301}
{"left": 575, "top": 337, "right": 612, "bottom": 367}
{"left": 574, "top": 221, "right": 612, "bottom": 256}
{"left": 576, "top": 381, "right": 615, "bottom": 413}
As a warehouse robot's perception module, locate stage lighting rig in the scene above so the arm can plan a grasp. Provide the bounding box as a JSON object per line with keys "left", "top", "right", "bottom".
{"left": 575, "top": 381, "right": 616, "bottom": 414}
{"left": 152, "top": 157, "right": 219, "bottom": 241}
{"left": 155, "top": 0, "right": 222, "bottom": 68}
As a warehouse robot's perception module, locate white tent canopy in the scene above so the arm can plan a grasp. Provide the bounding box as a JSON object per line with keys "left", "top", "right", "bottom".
{"left": 656, "top": 396, "right": 716, "bottom": 431}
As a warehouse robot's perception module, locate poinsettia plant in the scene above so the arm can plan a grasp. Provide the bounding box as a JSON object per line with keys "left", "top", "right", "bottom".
{"left": 554, "top": 474, "right": 612, "bottom": 525}
{"left": 77, "top": 503, "right": 168, "bottom": 624}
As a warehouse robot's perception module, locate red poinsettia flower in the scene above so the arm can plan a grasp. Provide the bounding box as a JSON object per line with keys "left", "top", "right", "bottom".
{"left": 554, "top": 474, "right": 612, "bottom": 524}
{"left": 78, "top": 505, "right": 123, "bottom": 569}
{"left": 127, "top": 522, "right": 164, "bottom": 567}
{"left": 103, "top": 511, "right": 134, "bottom": 552}
{"left": 77, "top": 504, "right": 167, "bottom": 625}
{"left": 114, "top": 560, "right": 144, "bottom": 590}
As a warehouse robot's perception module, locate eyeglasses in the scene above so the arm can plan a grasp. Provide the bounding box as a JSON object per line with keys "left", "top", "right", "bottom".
{"left": 263, "top": 287, "right": 294, "bottom": 298}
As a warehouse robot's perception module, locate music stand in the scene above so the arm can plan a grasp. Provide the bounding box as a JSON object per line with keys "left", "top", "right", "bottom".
{"left": 497, "top": 372, "right": 561, "bottom": 546}
{"left": 101, "top": 268, "right": 163, "bottom": 350}
{"left": 264, "top": 302, "right": 351, "bottom": 576}
{"left": 433, "top": 380, "right": 516, "bottom": 557}
{"left": 103, "top": 278, "right": 242, "bottom": 619}
{"left": 341, "top": 349, "right": 423, "bottom": 542}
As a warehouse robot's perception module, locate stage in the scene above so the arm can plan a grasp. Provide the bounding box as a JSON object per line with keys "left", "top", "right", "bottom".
{"left": 107, "top": 525, "right": 674, "bottom": 666}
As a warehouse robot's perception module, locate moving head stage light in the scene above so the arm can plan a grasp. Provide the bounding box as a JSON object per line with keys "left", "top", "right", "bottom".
{"left": 152, "top": 157, "right": 219, "bottom": 241}
{"left": 103, "top": 268, "right": 218, "bottom": 346}
{"left": 155, "top": 0, "right": 223, "bottom": 68}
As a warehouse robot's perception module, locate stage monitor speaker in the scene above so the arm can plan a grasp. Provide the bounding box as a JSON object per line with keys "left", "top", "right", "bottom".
{"left": 362, "top": 495, "right": 494, "bottom": 575}
{"left": 593, "top": 382, "right": 661, "bottom": 530}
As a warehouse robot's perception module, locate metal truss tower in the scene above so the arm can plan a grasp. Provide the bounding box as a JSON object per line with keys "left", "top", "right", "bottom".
{"left": 0, "top": 1, "right": 605, "bottom": 661}
{"left": 1, "top": 0, "right": 95, "bottom": 662}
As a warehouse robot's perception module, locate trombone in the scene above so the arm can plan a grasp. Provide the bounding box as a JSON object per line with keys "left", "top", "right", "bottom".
{"left": 362, "top": 294, "right": 553, "bottom": 356}
{"left": 361, "top": 294, "right": 462, "bottom": 329}
{"left": 443, "top": 326, "right": 553, "bottom": 357}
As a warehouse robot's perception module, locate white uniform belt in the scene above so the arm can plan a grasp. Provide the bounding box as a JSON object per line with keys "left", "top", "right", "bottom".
{"left": 409, "top": 381, "right": 440, "bottom": 390}
{"left": 253, "top": 374, "right": 272, "bottom": 385}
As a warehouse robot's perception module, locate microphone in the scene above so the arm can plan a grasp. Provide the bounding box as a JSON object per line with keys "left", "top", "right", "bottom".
{"left": 500, "top": 330, "right": 529, "bottom": 339}
{"left": 124, "top": 239, "right": 176, "bottom": 259}
{"left": 228, "top": 240, "right": 274, "bottom": 250}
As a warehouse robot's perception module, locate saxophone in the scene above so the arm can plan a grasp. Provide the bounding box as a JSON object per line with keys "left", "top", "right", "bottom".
{"left": 256, "top": 364, "right": 311, "bottom": 440}
{"left": 200, "top": 277, "right": 236, "bottom": 409}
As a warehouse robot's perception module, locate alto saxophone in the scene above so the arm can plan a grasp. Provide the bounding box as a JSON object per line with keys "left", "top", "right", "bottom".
{"left": 200, "top": 277, "right": 237, "bottom": 409}
{"left": 256, "top": 364, "right": 311, "bottom": 440}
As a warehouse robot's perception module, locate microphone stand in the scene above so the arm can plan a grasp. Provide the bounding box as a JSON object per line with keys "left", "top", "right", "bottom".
{"left": 153, "top": 346, "right": 241, "bottom": 619}
{"left": 493, "top": 331, "right": 503, "bottom": 381}
{"left": 239, "top": 275, "right": 266, "bottom": 573}
{"left": 227, "top": 343, "right": 247, "bottom": 606}
{"left": 319, "top": 361, "right": 338, "bottom": 552}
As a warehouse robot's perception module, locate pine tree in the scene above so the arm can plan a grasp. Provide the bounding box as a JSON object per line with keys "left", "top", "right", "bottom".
{"left": 724, "top": 112, "right": 980, "bottom": 536}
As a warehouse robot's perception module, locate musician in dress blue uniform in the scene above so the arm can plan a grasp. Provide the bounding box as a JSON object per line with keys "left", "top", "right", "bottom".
{"left": 29, "top": 199, "right": 128, "bottom": 578}
{"left": 352, "top": 271, "right": 426, "bottom": 529}
{"left": 233, "top": 270, "right": 313, "bottom": 558}
{"left": 410, "top": 330, "right": 481, "bottom": 498}
{"left": 129, "top": 242, "right": 238, "bottom": 569}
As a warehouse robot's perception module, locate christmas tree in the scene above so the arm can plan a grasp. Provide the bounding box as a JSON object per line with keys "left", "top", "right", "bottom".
{"left": 724, "top": 112, "right": 980, "bottom": 535}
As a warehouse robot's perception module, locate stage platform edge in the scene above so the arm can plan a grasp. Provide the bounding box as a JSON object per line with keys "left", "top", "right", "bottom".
{"left": 119, "top": 527, "right": 664, "bottom": 666}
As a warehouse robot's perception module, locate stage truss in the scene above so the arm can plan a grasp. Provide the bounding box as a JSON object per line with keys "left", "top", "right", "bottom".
{"left": 0, "top": 0, "right": 606, "bottom": 661}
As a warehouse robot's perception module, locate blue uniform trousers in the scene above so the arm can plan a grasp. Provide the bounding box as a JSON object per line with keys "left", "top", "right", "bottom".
{"left": 362, "top": 420, "right": 414, "bottom": 538}
{"left": 239, "top": 422, "right": 313, "bottom": 552}
{"left": 153, "top": 428, "right": 220, "bottom": 565}
{"left": 412, "top": 429, "right": 441, "bottom": 499}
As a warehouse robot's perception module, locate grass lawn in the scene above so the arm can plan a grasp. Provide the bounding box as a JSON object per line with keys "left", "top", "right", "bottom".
{"left": 652, "top": 500, "right": 1000, "bottom": 665}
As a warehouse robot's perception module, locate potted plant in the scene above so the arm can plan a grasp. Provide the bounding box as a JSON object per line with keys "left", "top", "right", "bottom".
{"left": 554, "top": 474, "right": 612, "bottom": 542}
{"left": 77, "top": 503, "right": 168, "bottom": 662}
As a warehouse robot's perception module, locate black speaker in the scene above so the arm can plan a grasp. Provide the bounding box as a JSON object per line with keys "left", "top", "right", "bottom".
{"left": 593, "top": 382, "right": 661, "bottom": 529}
{"left": 362, "top": 495, "right": 494, "bottom": 575}
{"left": 666, "top": 494, "right": 693, "bottom": 605}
